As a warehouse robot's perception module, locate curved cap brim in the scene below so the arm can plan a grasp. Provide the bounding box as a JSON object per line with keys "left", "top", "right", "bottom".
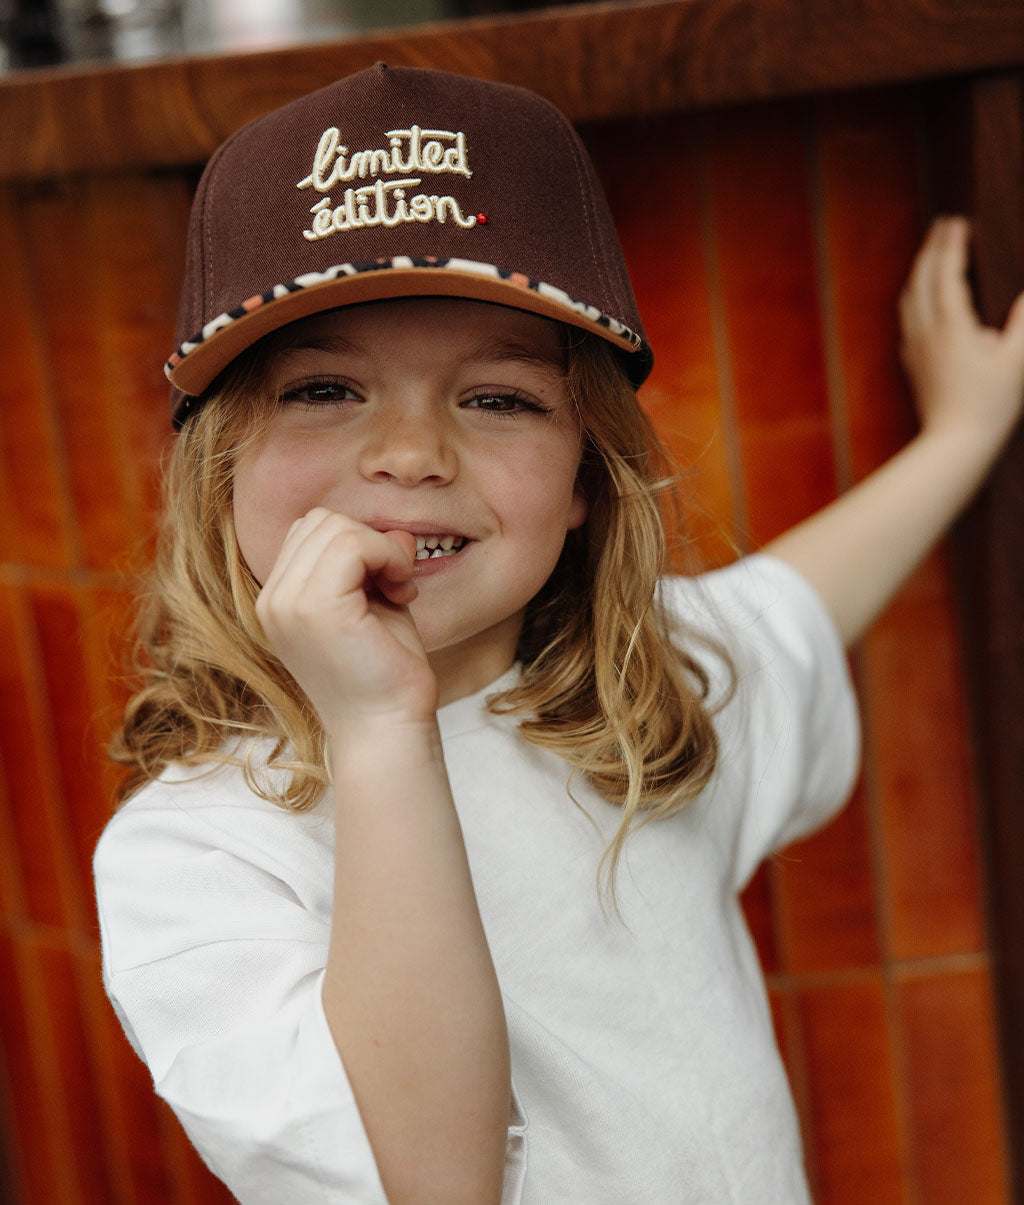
{"left": 166, "top": 258, "right": 653, "bottom": 401}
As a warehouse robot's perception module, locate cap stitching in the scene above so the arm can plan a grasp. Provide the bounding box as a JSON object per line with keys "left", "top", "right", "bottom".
{"left": 553, "top": 108, "right": 611, "bottom": 306}
{"left": 204, "top": 155, "right": 218, "bottom": 332}
{"left": 197, "top": 127, "right": 245, "bottom": 336}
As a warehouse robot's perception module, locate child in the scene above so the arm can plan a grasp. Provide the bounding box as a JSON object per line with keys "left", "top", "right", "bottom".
{"left": 94, "top": 63, "right": 1024, "bottom": 1204}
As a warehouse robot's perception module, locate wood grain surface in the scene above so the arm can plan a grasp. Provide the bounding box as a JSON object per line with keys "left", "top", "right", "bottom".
{"left": 2, "top": 0, "right": 1024, "bottom": 181}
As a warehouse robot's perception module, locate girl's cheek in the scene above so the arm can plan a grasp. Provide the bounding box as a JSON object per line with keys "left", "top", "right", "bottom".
{"left": 232, "top": 477, "right": 291, "bottom": 586}
{"left": 246, "top": 437, "right": 338, "bottom": 511}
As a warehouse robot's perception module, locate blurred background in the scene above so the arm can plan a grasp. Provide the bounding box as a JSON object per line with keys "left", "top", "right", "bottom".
{"left": 0, "top": 1, "right": 1022, "bottom": 1202}
{"left": 0, "top": 0, "right": 580, "bottom": 71}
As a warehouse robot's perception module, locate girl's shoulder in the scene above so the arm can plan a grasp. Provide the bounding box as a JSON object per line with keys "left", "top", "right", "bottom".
{"left": 113, "top": 735, "right": 316, "bottom": 813}
{"left": 101, "top": 744, "right": 276, "bottom": 838}
{"left": 660, "top": 551, "right": 832, "bottom": 626}
{"left": 659, "top": 553, "right": 846, "bottom": 678}
{"left": 96, "top": 739, "right": 334, "bottom": 894}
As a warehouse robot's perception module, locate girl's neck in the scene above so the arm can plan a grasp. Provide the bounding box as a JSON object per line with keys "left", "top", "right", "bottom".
{"left": 429, "top": 614, "right": 523, "bottom": 707}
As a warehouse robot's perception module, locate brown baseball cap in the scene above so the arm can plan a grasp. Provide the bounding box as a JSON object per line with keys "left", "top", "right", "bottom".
{"left": 167, "top": 63, "right": 653, "bottom": 424}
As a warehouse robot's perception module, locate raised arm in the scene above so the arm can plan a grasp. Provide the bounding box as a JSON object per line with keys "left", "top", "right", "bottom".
{"left": 765, "top": 216, "right": 1024, "bottom": 646}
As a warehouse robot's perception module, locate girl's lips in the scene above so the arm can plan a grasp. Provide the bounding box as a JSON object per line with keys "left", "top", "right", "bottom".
{"left": 366, "top": 519, "right": 470, "bottom": 539}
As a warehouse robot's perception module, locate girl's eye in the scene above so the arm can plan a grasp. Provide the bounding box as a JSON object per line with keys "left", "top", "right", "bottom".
{"left": 462, "top": 392, "right": 548, "bottom": 416}
{"left": 280, "top": 378, "right": 360, "bottom": 407}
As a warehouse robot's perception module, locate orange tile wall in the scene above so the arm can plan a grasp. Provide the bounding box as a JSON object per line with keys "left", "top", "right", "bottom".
{"left": 0, "top": 86, "right": 1011, "bottom": 1202}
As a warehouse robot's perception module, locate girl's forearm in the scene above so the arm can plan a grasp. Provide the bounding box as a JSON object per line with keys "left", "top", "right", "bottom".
{"left": 764, "top": 422, "right": 1007, "bottom": 647}
{"left": 322, "top": 721, "right": 509, "bottom": 1205}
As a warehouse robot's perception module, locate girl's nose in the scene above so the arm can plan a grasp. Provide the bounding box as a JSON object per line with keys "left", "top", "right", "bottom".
{"left": 357, "top": 411, "right": 458, "bottom": 486}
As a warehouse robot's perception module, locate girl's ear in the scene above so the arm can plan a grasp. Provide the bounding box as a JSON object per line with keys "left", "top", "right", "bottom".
{"left": 567, "top": 487, "right": 588, "bottom": 530}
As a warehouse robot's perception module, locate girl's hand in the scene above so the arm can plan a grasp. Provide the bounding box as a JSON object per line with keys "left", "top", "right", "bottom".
{"left": 255, "top": 508, "right": 438, "bottom": 730}
{"left": 899, "top": 215, "right": 1024, "bottom": 453}
{"left": 767, "top": 216, "right": 1024, "bottom": 646}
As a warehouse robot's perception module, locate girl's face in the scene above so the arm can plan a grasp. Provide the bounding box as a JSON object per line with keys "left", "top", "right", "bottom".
{"left": 232, "top": 298, "right": 588, "bottom": 699}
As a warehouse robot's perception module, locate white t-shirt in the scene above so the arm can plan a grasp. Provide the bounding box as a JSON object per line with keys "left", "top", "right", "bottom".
{"left": 94, "top": 555, "right": 860, "bottom": 1204}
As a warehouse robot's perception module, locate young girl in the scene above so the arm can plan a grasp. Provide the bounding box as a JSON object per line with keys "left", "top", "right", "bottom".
{"left": 94, "top": 64, "right": 1024, "bottom": 1204}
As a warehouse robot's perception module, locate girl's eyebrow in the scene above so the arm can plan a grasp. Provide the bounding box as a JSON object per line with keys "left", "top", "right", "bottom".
{"left": 462, "top": 335, "right": 567, "bottom": 376}
{"left": 275, "top": 331, "right": 567, "bottom": 375}
{"left": 274, "top": 333, "right": 362, "bottom": 359}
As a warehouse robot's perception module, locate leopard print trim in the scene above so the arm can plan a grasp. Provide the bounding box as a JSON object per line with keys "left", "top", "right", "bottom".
{"left": 165, "top": 255, "right": 645, "bottom": 380}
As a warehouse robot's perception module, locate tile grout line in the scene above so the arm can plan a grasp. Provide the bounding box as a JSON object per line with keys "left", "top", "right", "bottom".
{"left": 805, "top": 103, "right": 920, "bottom": 1205}
{"left": 2, "top": 914, "right": 100, "bottom": 955}
{"left": 0, "top": 560, "right": 140, "bottom": 591}
{"left": 762, "top": 947, "right": 994, "bottom": 993}
{"left": 778, "top": 982, "right": 820, "bottom": 1198}
{"left": 10, "top": 933, "right": 86, "bottom": 1203}
{"left": 692, "top": 113, "right": 752, "bottom": 553}
{"left": 760, "top": 107, "right": 822, "bottom": 1196}
{"left": 0, "top": 1012, "right": 27, "bottom": 1204}
{"left": 13, "top": 184, "right": 87, "bottom": 573}
{"left": 6, "top": 586, "right": 94, "bottom": 938}
{"left": 0, "top": 689, "right": 30, "bottom": 924}
{"left": 70, "top": 916, "right": 141, "bottom": 1205}
{"left": 805, "top": 109, "right": 853, "bottom": 497}
{"left": 5, "top": 909, "right": 146, "bottom": 1204}
{"left": 91, "top": 176, "right": 163, "bottom": 563}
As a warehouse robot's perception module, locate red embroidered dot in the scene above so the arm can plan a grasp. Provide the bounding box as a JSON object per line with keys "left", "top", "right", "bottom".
{"left": 475, "top": 213, "right": 488, "bottom": 225}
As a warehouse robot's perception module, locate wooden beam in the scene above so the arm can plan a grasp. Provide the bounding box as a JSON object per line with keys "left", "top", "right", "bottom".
{"left": 931, "top": 70, "right": 1024, "bottom": 1193}
{"left": 2, "top": 0, "right": 1024, "bottom": 182}
{"left": 969, "top": 73, "right": 1024, "bottom": 1190}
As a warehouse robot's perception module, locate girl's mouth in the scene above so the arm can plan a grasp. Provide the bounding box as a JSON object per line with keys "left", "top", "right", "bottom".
{"left": 414, "top": 535, "right": 468, "bottom": 561}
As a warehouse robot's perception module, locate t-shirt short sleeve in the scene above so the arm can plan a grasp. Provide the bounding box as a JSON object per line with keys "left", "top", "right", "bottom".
{"left": 661, "top": 554, "right": 861, "bottom": 889}
{"left": 93, "top": 775, "right": 391, "bottom": 1204}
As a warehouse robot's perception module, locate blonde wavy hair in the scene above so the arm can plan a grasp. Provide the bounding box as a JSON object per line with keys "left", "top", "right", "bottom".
{"left": 112, "top": 323, "right": 731, "bottom": 893}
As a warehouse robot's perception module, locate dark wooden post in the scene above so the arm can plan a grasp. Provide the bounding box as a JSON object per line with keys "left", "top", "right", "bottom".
{"left": 935, "top": 70, "right": 1024, "bottom": 1195}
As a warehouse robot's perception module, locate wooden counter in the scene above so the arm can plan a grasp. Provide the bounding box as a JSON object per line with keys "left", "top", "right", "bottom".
{"left": 0, "top": 4, "right": 1021, "bottom": 1202}
{"left": 2, "top": 0, "right": 1024, "bottom": 180}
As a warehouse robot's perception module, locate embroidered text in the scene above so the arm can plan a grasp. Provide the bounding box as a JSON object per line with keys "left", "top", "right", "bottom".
{"left": 296, "top": 124, "right": 477, "bottom": 240}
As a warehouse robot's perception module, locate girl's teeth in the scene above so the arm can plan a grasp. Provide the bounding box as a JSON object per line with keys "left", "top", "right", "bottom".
{"left": 412, "top": 535, "right": 466, "bottom": 561}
